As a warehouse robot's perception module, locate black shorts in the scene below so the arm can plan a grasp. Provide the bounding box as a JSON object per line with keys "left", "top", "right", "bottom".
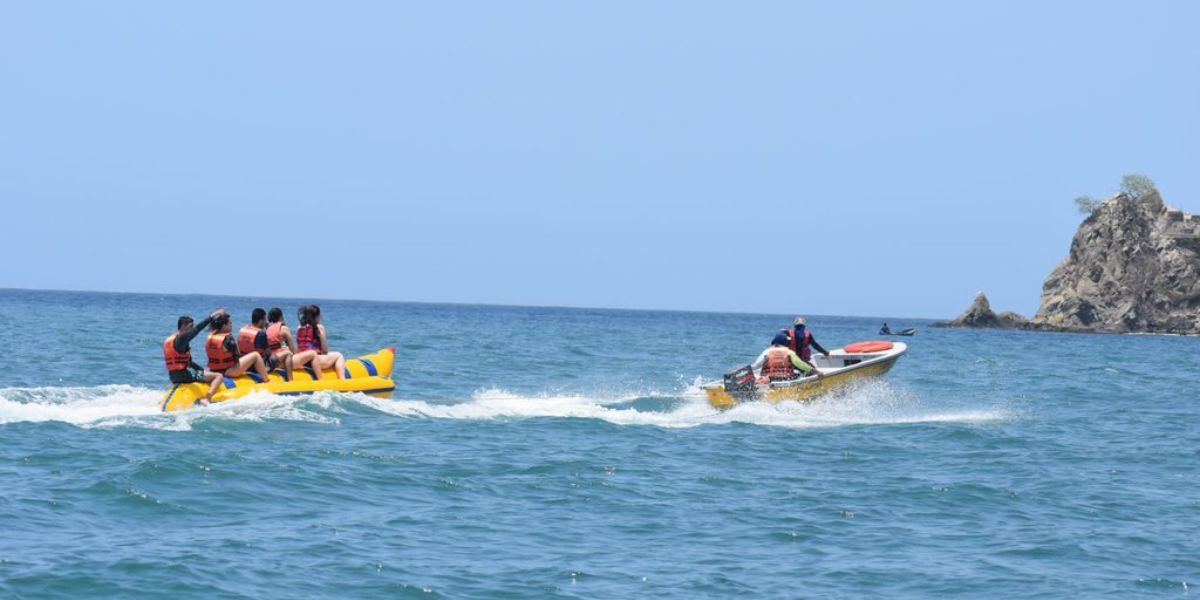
{"left": 169, "top": 369, "right": 205, "bottom": 384}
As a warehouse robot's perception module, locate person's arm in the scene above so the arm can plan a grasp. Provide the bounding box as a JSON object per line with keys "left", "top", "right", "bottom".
{"left": 174, "top": 316, "right": 213, "bottom": 352}
{"left": 809, "top": 336, "right": 830, "bottom": 356}
{"left": 318, "top": 325, "right": 329, "bottom": 354}
{"left": 224, "top": 335, "right": 240, "bottom": 357}
{"left": 255, "top": 330, "right": 268, "bottom": 351}
{"left": 283, "top": 326, "right": 297, "bottom": 353}
{"left": 751, "top": 349, "right": 769, "bottom": 373}
{"left": 788, "top": 350, "right": 814, "bottom": 374}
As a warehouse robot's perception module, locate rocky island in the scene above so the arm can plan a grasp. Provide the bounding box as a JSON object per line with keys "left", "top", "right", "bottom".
{"left": 939, "top": 178, "right": 1200, "bottom": 334}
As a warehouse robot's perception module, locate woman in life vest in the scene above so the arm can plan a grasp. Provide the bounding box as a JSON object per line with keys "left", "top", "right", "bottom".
{"left": 293, "top": 304, "right": 347, "bottom": 380}
{"left": 263, "top": 307, "right": 297, "bottom": 380}
{"left": 752, "top": 333, "right": 823, "bottom": 382}
{"left": 164, "top": 308, "right": 228, "bottom": 405}
{"left": 206, "top": 313, "right": 271, "bottom": 382}
{"left": 238, "top": 307, "right": 294, "bottom": 381}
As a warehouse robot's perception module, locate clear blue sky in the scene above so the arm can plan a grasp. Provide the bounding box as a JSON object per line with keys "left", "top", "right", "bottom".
{"left": 2, "top": 2, "right": 1197, "bottom": 318}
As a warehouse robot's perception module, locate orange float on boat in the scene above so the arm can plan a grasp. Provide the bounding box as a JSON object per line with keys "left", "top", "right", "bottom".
{"left": 844, "top": 341, "right": 894, "bottom": 353}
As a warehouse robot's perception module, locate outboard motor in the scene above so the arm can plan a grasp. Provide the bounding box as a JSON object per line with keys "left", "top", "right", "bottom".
{"left": 723, "top": 365, "right": 758, "bottom": 398}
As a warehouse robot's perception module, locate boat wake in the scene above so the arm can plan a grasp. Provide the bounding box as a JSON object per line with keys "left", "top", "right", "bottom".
{"left": 0, "top": 380, "right": 1010, "bottom": 431}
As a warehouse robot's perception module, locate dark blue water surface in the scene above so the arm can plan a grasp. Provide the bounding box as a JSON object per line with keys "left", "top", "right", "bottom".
{"left": 0, "top": 289, "right": 1196, "bottom": 598}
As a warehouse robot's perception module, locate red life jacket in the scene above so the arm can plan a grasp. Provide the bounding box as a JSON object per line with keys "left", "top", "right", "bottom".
{"left": 163, "top": 334, "right": 192, "bottom": 373}
{"left": 296, "top": 325, "right": 321, "bottom": 353}
{"left": 763, "top": 348, "right": 797, "bottom": 381}
{"left": 788, "top": 329, "right": 814, "bottom": 361}
{"left": 206, "top": 333, "right": 237, "bottom": 371}
{"left": 237, "top": 325, "right": 266, "bottom": 358}
{"left": 267, "top": 322, "right": 284, "bottom": 351}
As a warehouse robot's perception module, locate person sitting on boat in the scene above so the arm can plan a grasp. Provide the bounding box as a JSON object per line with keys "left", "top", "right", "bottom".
{"left": 880, "top": 322, "right": 892, "bottom": 335}
{"left": 753, "top": 333, "right": 822, "bottom": 382}
{"left": 206, "top": 312, "right": 271, "bottom": 385}
{"left": 294, "top": 304, "right": 347, "bottom": 380}
{"left": 782, "top": 317, "right": 830, "bottom": 368}
{"left": 164, "top": 308, "right": 228, "bottom": 404}
{"left": 238, "top": 308, "right": 294, "bottom": 381}
{"left": 265, "top": 307, "right": 298, "bottom": 380}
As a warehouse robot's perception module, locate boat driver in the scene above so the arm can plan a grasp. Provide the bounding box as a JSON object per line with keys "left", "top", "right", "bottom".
{"left": 781, "top": 317, "right": 830, "bottom": 368}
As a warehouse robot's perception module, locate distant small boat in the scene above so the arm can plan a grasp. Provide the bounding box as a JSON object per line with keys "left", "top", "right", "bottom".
{"left": 879, "top": 324, "right": 917, "bottom": 336}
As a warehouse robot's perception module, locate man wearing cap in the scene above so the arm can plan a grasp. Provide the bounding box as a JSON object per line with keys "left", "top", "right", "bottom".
{"left": 782, "top": 317, "right": 830, "bottom": 369}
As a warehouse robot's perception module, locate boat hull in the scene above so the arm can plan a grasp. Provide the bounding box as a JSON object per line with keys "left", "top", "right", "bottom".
{"left": 160, "top": 347, "right": 397, "bottom": 412}
{"left": 705, "top": 343, "right": 905, "bottom": 409}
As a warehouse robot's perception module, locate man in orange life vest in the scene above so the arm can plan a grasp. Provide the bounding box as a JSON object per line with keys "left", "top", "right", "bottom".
{"left": 752, "top": 333, "right": 823, "bottom": 382}
{"left": 206, "top": 312, "right": 271, "bottom": 388}
{"left": 163, "top": 308, "right": 228, "bottom": 404}
{"left": 237, "top": 308, "right": 294, "bottom": 381}
{"left": 782, "top": 316, "right": 830, "bottom": 369}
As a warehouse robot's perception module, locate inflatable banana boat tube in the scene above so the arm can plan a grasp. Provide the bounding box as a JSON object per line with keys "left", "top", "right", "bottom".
{"left": 161, "top": 347, "right": 397, "bottom": 412}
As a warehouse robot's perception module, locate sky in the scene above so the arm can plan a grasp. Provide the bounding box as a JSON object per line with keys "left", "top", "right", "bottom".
{"left": 1, "top": 1, "right": 1197, "bottom": 318}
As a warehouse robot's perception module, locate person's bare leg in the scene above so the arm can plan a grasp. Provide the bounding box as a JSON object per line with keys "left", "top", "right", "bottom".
{"left": 251, "top": 354, "right": 269, "bottom": 380}
{"left": 292, "top": 350, "right": 317, "bottom": 379}
{"left": 283, "top": 353, "right": 294, "bottom": 381}
{"left": 226, "top": 355, "right": 254, "bottom": 377}
{"left": 203, "top": 371, "right": 222, "bottom": 404}
{"left": 332, "top": 352, "right": 346, "bottom": 380}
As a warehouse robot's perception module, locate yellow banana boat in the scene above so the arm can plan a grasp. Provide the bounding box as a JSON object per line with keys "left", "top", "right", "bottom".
{"left": 161, "top": 347, "right": 397, "bottom": 412}
{"left": 705, "top": 341, "right": 906, "bottom": 409}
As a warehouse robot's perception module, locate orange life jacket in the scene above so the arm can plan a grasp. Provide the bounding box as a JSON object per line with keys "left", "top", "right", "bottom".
{"left": 163, "top": 334, "right": 192, "bottom": 373}
{"left": 763, "top": 348, "right": 797, "bottom": 381}
{"left": 206, "top": 333, "right": 237, "bottom": 371}
{"left": 267, "top": 322, "right": 284, "bottom": 351}
{"left": 296, "top": 325, "right": 321, "bottom": 353}
{"left": 237, "top": 325, "right": 266, "bottom": 358}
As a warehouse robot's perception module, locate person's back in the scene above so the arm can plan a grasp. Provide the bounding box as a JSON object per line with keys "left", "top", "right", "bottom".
{"left": 762, "top": 346, "right": 799, "bottom": 381}
{"left": 206, "top": 329, "right": 238, "bottom": 372}
{"left": 205, "top": 313, "right": 270, "bottom": 381}
{"left": 753, "top": 333, "right": 819, "bottom": 382}
{"left": 237, "top": 323, "right": 264, "bottom": 357}
{"left": 263, "top": 307, "right": 295, "bottom": 380}
{"left": 296, "top": 322, "right": 321, "bottom": 353}
{"left": 294, "top": 304, "right": 346, "bottom": 380}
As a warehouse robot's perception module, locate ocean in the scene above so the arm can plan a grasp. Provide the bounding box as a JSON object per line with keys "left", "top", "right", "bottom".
{"left": 0, "top": 288, "right": 1195, "bottom": 598}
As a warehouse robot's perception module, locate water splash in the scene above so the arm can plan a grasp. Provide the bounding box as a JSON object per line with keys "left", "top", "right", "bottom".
{"left": 0, "top": 380, "right": 1008, "bottom": 431}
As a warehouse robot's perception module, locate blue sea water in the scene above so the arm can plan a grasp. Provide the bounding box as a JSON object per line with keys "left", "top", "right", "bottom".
{"left": 0, "top": 288, "right": 1196, "bottom": 598}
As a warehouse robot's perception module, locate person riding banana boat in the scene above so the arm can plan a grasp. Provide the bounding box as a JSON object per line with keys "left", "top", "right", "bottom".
{"left": 753, "top": 333, "right": 825, "bottom": 383}
{"left": 162, "top": 308, "right": 229, "bottom": 405}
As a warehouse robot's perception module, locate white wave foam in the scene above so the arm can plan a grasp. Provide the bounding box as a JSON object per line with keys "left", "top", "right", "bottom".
{"left": 0, "top": 385, "right": 164, "bottom": 426}
{"left": 0, "top": 380, "right": 1008, "bottom": 431}
{"left": 0, "top": 385, "right": 338, "bottom": 430}
{"left": 352, "top": 381, "right": 1009, "bottom": 430}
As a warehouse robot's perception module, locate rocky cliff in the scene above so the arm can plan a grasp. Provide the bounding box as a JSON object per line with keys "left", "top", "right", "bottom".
{"left": 941, "top": 189, "right": 1200, "bottom": 334}
{"left": 1035, "top": 190, "right": 1200, "bottom": 333}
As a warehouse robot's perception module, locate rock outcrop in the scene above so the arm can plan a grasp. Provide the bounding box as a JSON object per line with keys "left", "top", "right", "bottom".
{"left": 937, "top": 292, "right": 1031, "bottom": 329}
{"left": 941, "top": 190, "right": 1200, "bottom": 333}
{"left": 1035, "top": 191, "right": 1200, "bottom": 333}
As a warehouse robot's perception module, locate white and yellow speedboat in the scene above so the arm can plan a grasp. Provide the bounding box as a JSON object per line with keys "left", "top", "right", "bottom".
{"left": 160, "top": 347, "right": 397, "bottom": 412}
{"left": 704, "top": 341, "right": 906, "bottom": 409}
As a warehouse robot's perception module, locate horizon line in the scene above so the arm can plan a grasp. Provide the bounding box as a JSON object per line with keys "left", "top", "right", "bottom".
{"left": 0, "top": 285, "right": 948, "bottom": 322}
